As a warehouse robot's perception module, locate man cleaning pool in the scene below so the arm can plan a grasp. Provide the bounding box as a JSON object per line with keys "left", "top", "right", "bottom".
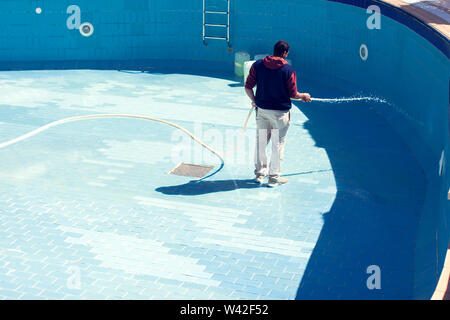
{"left": 245, "top": 40, "right": 311, "bottom": 187}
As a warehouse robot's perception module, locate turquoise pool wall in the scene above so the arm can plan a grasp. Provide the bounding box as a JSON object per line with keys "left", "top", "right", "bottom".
{"left": 0, "top": 0, "right": 448, "bottom": 299}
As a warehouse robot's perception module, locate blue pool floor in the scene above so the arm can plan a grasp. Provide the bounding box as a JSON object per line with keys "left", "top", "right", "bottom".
{"left": 0, "top": 70, "right": 425, "bottom": 299}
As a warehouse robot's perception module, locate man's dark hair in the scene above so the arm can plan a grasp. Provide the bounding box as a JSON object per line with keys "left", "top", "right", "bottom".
{"left": 273, "top": 40, "right": 290, "bottom": 57}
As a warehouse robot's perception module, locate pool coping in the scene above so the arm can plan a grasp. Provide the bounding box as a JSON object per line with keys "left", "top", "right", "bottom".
{"left": 330, "top": 0, "right": 450, "bottom": 58}
{"left": 383, "top": 0, "right": 449, "bottom": 39}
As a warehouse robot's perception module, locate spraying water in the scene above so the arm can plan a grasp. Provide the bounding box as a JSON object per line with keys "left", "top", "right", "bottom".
{"left": 310, "top": 96, "right": 387, "bottom": 104}
{"left": 308, "top": 95, "right": 425, "bottom": 127}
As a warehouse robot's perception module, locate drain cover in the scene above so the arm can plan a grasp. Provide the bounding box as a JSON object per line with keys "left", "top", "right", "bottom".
{"left": 169, "top": 163, "right": 214, "bottom": 178}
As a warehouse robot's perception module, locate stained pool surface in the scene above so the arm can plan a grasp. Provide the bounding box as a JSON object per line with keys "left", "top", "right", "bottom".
{"left": 0, "top": 70, "right": 424, "bottom": 299}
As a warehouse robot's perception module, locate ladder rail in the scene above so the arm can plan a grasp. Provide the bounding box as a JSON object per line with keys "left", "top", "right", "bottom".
{"left": 203, "top": 0, "right": 231, "bottom": 46}
{"left": 204, "top": 10, "right": 228, "bottom": 14}
{"left": 204, "top": 23, "right": 227, "bottom": 27}
{"left": 204, "top": 36, "right": 228, "bottom": 40}
{"left": 202, "top": 0, "right": 206, "bottom": 43}
{"left": 227, "top": 0, "right": 230, "bottom": 42}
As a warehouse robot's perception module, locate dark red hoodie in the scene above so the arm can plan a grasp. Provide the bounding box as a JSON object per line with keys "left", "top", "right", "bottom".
{"left": 245, "top": 56, "right": 297, "bottom": 111}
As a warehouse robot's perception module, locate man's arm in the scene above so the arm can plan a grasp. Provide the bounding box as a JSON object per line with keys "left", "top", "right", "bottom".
{"left": 245, "top": 88, "right": 257, "bottom": 107}
{"left": 245, "top": 65, "right": 257, "bottom": 107}
{"left": 287, "top": 71, "right": 312, "bottom": 102}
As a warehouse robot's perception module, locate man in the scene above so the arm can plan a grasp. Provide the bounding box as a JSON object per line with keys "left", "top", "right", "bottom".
{"left": 245, "top": 40, "right": 311, "bottom": 187}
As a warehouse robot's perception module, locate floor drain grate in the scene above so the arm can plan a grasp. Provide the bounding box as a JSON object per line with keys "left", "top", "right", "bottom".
{"left": 169, "top": 162, "right": 214, "bottom": 178}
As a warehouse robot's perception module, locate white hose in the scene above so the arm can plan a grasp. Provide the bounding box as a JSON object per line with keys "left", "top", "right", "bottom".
{"left": 0, "top": 109, "right": 256, "bottom": 166}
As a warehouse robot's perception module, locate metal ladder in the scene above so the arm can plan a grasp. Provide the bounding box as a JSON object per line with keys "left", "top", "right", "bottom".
{"left": 202, "top": 0, "right": 230, "bottom": 46}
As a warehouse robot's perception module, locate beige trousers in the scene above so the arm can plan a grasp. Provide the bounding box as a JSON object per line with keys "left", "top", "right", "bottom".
{"left": 254, "top": 107, "right": 290, "bottom": 178}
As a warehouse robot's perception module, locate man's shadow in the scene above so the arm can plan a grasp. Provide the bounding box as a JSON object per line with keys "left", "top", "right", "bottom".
{"left": 155, "top": 170, "right": 331, "bottom": 196}
{"left": 155, "top": 179, "right": 260, "bottom": 196}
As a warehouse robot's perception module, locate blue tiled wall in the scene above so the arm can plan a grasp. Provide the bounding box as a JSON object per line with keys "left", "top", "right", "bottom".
{"left": 0, "top": 0, "right": 448, "bottom": 299}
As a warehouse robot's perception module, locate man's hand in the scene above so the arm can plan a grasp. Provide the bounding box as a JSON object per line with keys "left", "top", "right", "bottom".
{"left": 293, "top": 92, "right": 311, "bottom": 102}
{"left": 245, "top": 88, "right": 258, "bottom": 108}
{"left": 296, "top": 93, "right": 312, "bottom": 102}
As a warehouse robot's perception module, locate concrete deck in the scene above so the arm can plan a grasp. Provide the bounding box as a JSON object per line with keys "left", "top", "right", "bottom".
{"left": 382, "top": 0, "right": 450, "bottom": 38}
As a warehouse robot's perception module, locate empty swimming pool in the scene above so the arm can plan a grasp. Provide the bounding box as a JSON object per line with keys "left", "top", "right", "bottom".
{"left": 0, "top": 0, "right": 448, "bottom": 300}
